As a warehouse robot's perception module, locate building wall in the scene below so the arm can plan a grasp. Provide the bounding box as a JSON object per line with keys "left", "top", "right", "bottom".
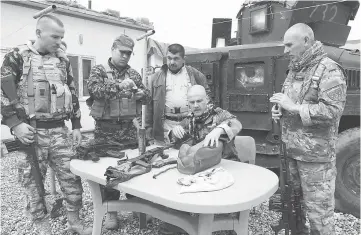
{"left": 1, "top": 2, "right": 148, "bottom": 140}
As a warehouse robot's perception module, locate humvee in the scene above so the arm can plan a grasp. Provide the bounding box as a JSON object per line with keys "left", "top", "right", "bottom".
{"left": 184, "top": 0, "right": 360, "bottom": 217}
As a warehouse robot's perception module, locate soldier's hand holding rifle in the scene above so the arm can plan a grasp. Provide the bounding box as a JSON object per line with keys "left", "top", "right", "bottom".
{"left": 271, "top": 104, "right": 282, "bottom": 123}
{"left": 12, "top": 123, "right": 36, "bottom": 144}
{"left": 270, "top": 93, "right": 300, "bottom": 114}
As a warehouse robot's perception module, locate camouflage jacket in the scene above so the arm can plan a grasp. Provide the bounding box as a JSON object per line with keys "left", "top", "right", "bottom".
{"left": 171, "top": 107, "right": 242, "bottom": 158}
{"left": 1, "top": 45, "right": 81, "bottom": 129}
{"left": 281, "top": 57, "right": 347, "bottom": 162}
{"left": 87, "top": 58, "right": 151, "bottom": 103}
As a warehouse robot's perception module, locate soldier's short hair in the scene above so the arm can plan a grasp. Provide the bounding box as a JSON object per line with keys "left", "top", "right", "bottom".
{"left": 167, "top": 44, "right": 185, "bottom": 58}
{"left": 37, "top": 14, "right": 64, "bottom": 28}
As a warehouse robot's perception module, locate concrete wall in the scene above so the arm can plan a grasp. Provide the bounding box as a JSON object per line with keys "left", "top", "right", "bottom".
{"left": 1, "top": 2, "right": 148, "bottom": 140}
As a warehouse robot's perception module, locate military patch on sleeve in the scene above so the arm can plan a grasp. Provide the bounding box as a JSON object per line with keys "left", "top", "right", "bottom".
{"left": 325, "top": 85, "right": 346, "bottom": 101}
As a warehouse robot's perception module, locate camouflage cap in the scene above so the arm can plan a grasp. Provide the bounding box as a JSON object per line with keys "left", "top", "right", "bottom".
{"left": 113, "top": 35, "right": 135, "bottom": 52}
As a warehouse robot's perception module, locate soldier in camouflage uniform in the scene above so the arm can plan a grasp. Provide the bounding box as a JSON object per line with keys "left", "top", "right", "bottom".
{"left": 170, "top": 85, "right": 242, "bottom": 158}
{"left": 270, "top": 23, "right": 347, "bottom": 235}
{"left": 0, "top": 15, "right": 91, "bottom": 234}
{"left": 160, "top": 85, "right": 242, "bottom": 234}
{"left": 86, "top": 35, "right": 151, "bottom": 230}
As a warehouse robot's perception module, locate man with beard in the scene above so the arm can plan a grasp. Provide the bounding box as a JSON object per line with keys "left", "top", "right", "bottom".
{"left": 86, "top": 34, "right": 151, "bottom": 230}
{"left": 1, "top": 15, "right": 92, "bottom": 234}
{"left": 270, "top": 23, "right": 347, "bottom": 235}
{"left": 145, "top": 43, "right": 212, "bottom": 145}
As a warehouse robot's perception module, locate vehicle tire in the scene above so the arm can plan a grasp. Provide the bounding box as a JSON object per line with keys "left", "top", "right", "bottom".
{"left": 335, "top": 127, "right": 360, "bottom": 218}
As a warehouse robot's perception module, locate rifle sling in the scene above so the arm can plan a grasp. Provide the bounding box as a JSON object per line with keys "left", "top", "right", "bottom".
{"left": 25, "top": 66, "right": 47, "bottom": 213}
{"left": 27, "top": 67, "right": 36, "bottom": 127}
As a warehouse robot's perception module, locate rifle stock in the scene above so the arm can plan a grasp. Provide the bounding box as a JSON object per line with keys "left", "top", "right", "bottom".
{"left": 270, "top": 120, "right": 303, "bottom": 235}
{"left": 19, "top": 136, "right": 48, "bottom": 214}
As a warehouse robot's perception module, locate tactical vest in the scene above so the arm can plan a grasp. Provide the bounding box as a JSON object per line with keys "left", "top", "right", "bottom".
{"left": 17, "top": 42, "right": 73, "bottom": 121}
{"left": 89, "top": 64, "right": 139, "bottom": 120}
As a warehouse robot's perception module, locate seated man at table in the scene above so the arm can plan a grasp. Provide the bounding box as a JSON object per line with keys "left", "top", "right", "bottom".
{"left": 169, "top": 85, "right": 242, "bottom": 159}
{"left": 159, "top": 85, "right": 242, "bottom": 234}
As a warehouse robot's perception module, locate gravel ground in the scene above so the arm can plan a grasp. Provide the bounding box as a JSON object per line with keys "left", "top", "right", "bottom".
{"left": 1, "top": 149, "right": 360, "bottom": 235}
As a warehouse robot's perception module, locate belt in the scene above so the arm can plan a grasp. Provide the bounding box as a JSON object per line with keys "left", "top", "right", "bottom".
{"left": 95, "top": 120, "right": 132, "bottom": 130}
{"left": 165, "top": 106, "right": 188, "bottom": 114}
{"left": 36, "top": 120, "right": 65, "bottom": 129}
{"left": 164, "top": 115, "right": 187, "bottom": 122}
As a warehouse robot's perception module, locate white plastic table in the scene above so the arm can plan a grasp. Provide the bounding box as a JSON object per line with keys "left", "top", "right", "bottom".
{"left": 70, "top": 147, "right": 279, "bottom": 235}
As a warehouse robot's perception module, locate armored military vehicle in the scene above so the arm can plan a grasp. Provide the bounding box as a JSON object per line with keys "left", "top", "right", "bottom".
{"left": 184, "top": 0, "right": 360, "bottom": 217}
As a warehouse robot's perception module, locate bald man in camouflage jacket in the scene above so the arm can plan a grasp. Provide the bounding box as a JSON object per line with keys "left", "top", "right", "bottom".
{"left": 270, "top": 23, "right": 347, "bottom": 235}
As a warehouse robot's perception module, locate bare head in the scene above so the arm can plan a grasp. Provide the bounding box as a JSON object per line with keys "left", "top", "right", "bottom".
{"left": 283, "top": 23, "right": 315, "bottom": 62}
{"left": 187, "top": 85, "right": 208, "bottom": 117}
{"left": 167, "top": 44, "right": 185, "bottom": 74}
{"left": 35, "top": 14, "right": 65, "bottom": 53}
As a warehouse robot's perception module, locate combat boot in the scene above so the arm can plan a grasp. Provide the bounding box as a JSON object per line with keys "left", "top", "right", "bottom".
{"left": 66, "top": 211, "right": 92, "bottom": 235}
{"left": 34, "top": 216, "right": 52, "bottom": 235}
{"left": 104, "top": 211, "right": 119, "bottom": 230}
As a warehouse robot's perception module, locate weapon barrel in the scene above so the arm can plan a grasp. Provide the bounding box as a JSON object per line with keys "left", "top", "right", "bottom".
{"left": 33, "top": 5, "right": 57, "bottom": 19}
{"left": 138, "top": 128, "right": 146, "bottom": 154}
{"left": 136, "top": 30, "right": 155, "bottom": 41}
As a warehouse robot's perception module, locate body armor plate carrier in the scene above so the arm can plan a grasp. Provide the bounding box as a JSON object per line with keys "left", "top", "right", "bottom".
{"left": 89, "top": 64, "right": 138, "bottom": 120}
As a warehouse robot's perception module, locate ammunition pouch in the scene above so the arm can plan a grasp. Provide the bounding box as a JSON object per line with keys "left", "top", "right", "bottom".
{"left": 90, "top": 97, "right": 139, "bottom": 120}
{"left": 177, "top": 140, "right": 223, "bottom": 175}
{"left": 34, "top": 80, "right": 51, "bottom": 113}
{"left": 89, "top": 99, "right": 105, "bottom": 118}
{"left": 32, "top": 79, "right": 72, "bottom": 121}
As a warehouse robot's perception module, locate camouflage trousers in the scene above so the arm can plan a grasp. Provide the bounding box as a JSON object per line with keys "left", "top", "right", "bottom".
{"left": 19, "top": 126, "right": 83, "bottom": 221}
{"left": 288, "top": 158, "right": 336, "bottom": 235}
{"left": 94, "top": 120, "right": 138, "bottom": 201}
{"left": 94, "top": 120, "right": 138, "bottom": 143}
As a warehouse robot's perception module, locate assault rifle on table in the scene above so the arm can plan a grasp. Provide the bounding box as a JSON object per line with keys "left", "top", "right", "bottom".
{"left": 269, "top": 106, "right": 304, "bottom": 235}
{"left": 104, "top": 113, "right": 199, "bottom": 187}
{"left": 104, "top": 136, "right": 192, "bottom": 187}
{"left": 75, "top": 140, "right": 139, "bottom": 162}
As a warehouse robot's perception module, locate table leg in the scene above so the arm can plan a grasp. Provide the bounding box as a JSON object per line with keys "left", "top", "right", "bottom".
{"left": 197, "top": 214, "right": 214, "bottom": 235}
{"left": 87, "top": 180, "right": 106, "bottom": 235}
{"left": 234, "top": 209, "right": 250, "bottom": 235}
{"left": 139, "top": 212, "right": 147, "bottom": 229}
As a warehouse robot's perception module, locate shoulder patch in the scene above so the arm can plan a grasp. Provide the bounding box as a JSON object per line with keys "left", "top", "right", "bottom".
{"left": 325, "top": 85, "right": 346, "bottom": 102}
